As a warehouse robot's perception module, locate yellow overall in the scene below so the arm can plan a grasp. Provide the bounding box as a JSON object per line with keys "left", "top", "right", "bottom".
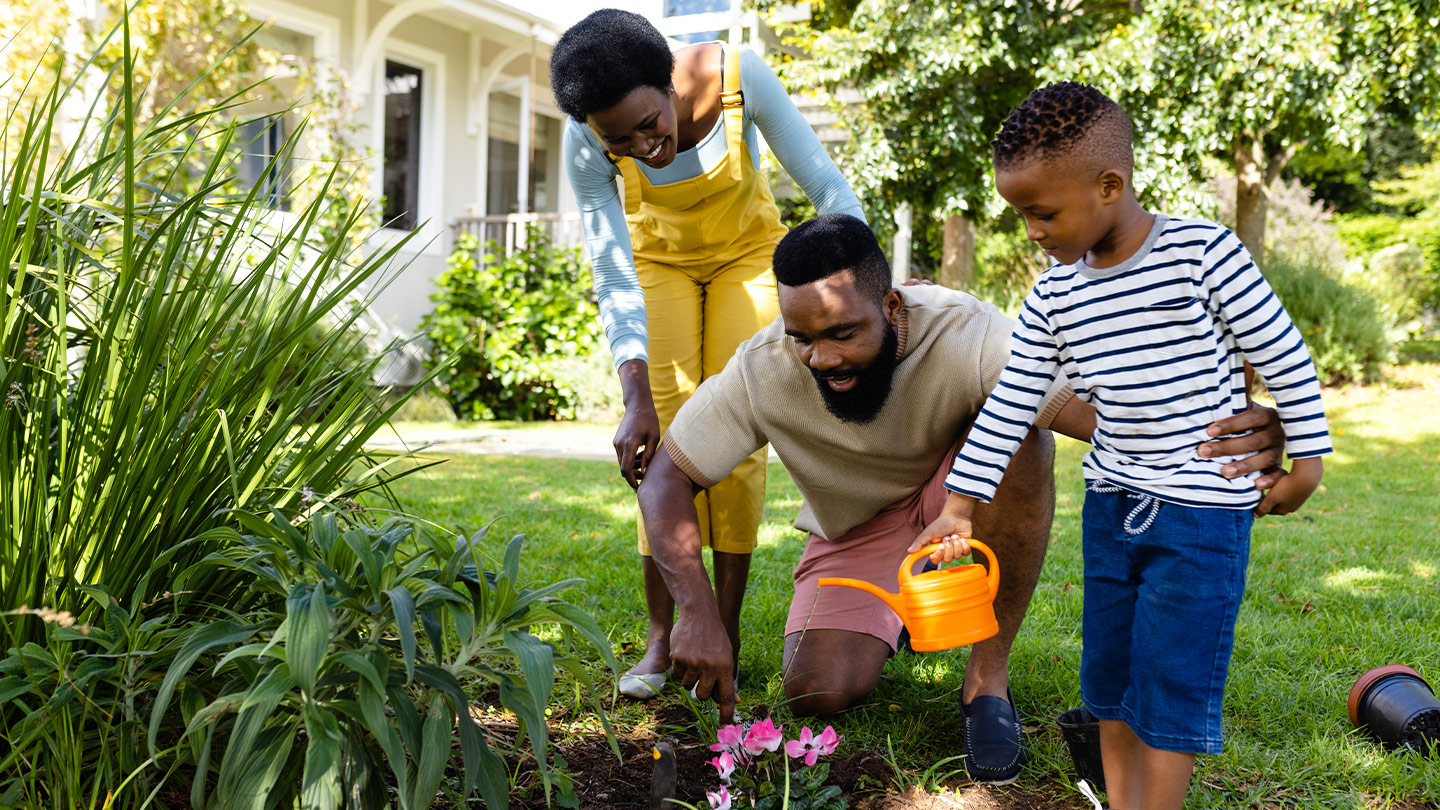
{"left": 609, "top": 45, "right": 786, "bottom": 555}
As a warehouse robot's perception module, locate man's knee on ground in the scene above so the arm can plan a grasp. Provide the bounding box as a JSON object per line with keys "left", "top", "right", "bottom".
{"left": 783, "top": 670, "right": 860, "bottom": 717}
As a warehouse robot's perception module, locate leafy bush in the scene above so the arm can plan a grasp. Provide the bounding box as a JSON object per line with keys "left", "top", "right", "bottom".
{"left": 153, "top": 511, "right": 617, "bottom": 810}
{"left": 423, "top": 230, "right": 602, "bottom": 421}
{"left": 973, "top": 212, "right": 1050, "bottom": 316}
{"left": 0, "top": 509, "right": 619, "bottom": 809}
{"left": 1263, "top": 254, "right": 1392, "bottom": 385}
{"left": 0, "top": 22, "right": 418, "bottom": 651}
{"left": 0, "top": 585, "right": 197, "bottom": 808}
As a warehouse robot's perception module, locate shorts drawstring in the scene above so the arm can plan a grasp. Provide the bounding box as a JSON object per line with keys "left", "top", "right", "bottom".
{"left": 1087, "top": 480, "right": 1160, "bottom": 535}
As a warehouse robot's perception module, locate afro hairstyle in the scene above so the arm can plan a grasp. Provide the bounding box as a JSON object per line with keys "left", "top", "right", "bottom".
{"left": 550, "top": 9, "right": 675, "bottom": 122}
{"left": 773, "top": 214, "right": 892, "bottom": 304}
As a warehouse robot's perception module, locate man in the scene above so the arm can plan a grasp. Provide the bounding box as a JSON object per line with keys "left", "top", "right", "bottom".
{"left": 635, "top": 214, "right": 1286, "bottom": 784}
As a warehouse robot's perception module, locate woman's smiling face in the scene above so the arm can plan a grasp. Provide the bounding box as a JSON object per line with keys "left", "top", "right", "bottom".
{"left": 586, "top": 85, "right": 678, "bottom": 168}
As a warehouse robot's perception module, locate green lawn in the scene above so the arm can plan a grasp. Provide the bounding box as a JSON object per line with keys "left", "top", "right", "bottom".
{"left": 383, "top": 365, "right": 1440, "bottom": 808}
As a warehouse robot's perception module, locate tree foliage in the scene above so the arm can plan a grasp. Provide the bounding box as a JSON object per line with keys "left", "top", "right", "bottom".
{"left": 1064, "top": 0, "right": 1440, "bottom": 263}
{"left": 768, "top": 0, "right": 1440, "bottom": 268}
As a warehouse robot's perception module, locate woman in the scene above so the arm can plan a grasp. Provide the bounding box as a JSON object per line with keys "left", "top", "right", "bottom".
{"left": 551, "top": 9, "right": 865, "bottom": 698}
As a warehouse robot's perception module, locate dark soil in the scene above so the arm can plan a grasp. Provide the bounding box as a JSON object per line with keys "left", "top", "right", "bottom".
{"left": 496, "top": 705, "right": 1085, "bottom": 810}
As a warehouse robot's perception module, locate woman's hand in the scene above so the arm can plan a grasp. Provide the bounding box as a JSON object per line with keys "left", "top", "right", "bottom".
{"left": 615, "top": 359, "right": 661, "bottom": 489}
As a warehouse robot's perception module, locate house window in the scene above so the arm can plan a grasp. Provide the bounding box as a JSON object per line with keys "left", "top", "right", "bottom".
{"left": 239, "top": 115, "right": 290, "bottom": 210}
{"left": 486, "top": 100, "right": 558, "bottom": 215}
{"left": 383, "top": 60, "right": 423, "bottom": 231}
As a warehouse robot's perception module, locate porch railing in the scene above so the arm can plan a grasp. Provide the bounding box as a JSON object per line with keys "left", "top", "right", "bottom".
{"left": 450, "top": 212, "right": 583, "bottom": 260}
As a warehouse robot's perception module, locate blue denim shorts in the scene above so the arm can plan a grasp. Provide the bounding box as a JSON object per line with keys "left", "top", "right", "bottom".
{"left": 1079, "top": 482, "right": 1253, "bottom": 755}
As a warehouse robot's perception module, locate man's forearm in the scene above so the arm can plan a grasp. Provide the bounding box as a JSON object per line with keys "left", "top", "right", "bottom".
{"left": 636, "top": 449, "right": 719, "bottom": 614}
{"left": 1046, "top": 395, "right": 1096, "bottom": 444}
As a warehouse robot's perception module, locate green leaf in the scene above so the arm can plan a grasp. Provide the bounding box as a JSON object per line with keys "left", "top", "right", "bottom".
{"left": 409, "top": 694, "right": 453, "bottom": 810}
{"left": 356, "top": 680, "right": 409, "bottom": 799}
{"left": 149, "top": 619, "right": 258, "bottom": 753}
{"left": 287, "top": 581, "right": 330, "bottom": 696}
{"left": 333, "top": 650, "right": 386, "bottom": 695}
{"left": 385, "top": 586, "right": 418, "bottom": 683}
{"left": 504, "top": 629, "right": 555, "bottom": 729}
{"left": 301, "top": 700, "right": 343, "bottom": 810}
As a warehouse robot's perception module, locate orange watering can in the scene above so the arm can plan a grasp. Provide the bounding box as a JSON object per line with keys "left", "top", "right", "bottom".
{"left": 818, "top": 541, "right": 999, "bottom": 652}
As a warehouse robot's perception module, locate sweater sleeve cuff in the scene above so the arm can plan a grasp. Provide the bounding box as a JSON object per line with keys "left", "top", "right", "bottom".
{"left": 609, "top": 338, "right": 648, "bottom": 371}
{"left": 1034, "top": 383, "right": 1075, "bottom": 430}
{"left": 661, "top": 435, "right": 719, "bottom": 489}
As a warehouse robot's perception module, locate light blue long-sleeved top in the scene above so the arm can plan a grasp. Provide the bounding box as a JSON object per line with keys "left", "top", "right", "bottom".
{"left": 562, "top": 46, "right": 865, "bottom": 369}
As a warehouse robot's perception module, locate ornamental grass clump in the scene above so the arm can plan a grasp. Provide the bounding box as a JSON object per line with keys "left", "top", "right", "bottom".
{"left": 701, "top": 718, "right": 846, "bottom": 810}
{"left": 0, "top": 17, "right": 419, "bottom": 650}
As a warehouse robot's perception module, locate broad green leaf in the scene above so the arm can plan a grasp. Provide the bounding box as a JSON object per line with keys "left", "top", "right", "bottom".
{"left": 287, "top": 581, "right": 330, "bottom": 696}
{"left": 504, "top": 629, "right": 555, "bottom": 730}
{"left": 385, "top": 586, "right": 417, "bottom": 683}
{"left": 409, "top": 694, "right": 453, "bottom": 810}
{"left": 301, "top": 700, "right": 343, "bottom": 810}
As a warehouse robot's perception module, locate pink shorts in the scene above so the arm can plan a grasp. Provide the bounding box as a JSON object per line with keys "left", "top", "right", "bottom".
{"left": 786, "top": 443, "right": 957, "bottom": 650}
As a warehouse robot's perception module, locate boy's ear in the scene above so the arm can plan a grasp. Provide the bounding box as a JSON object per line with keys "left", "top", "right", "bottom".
{"left": 1097, "top": 168, "right": 1128, "bottom": 202}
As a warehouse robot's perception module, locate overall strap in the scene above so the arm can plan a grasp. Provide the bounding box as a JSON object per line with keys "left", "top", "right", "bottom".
{"left": 588, "top": 122, "right": 643, "bottom": 215}
{"left": 720, "top": 44, "right": 745, "bottom": 182}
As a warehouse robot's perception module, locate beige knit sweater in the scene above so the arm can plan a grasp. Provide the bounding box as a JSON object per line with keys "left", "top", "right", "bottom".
{"left": 663, "top": 284, "right": 1072, "bottom": 541}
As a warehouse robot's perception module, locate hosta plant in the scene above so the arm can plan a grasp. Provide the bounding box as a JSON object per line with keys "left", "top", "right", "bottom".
{"left": 152, "top": 509, "right": 618, "bottom": 810}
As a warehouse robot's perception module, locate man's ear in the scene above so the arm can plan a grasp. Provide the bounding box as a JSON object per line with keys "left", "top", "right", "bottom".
{"left": 1098, "top": 168, "right": 1128, "bottom": 203}
{"left": 883, "top": 288, "right": 904, "bottom": 325}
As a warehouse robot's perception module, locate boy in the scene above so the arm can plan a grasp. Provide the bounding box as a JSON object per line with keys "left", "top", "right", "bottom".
{"left": 912, "top": 83, "right": 1331, "bottom": 808}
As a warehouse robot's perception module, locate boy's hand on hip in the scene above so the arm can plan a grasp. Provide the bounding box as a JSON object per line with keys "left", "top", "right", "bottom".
{"left": 1254, "top": 457, "right": 1323, "bottom": 517}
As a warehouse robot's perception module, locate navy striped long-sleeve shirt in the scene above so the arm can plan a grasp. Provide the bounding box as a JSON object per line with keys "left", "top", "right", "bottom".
{"left": 945, "top": 215, "right": 1332, "bottom": 509}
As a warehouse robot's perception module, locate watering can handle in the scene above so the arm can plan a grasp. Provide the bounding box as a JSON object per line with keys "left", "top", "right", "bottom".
{"left": 901, "top": 540, "right": 1000, "bottom": 600}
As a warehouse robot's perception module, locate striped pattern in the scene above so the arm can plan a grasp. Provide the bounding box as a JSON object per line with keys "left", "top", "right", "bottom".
{"left": 946, "top": 216, "right": 1332, "bottom": 508}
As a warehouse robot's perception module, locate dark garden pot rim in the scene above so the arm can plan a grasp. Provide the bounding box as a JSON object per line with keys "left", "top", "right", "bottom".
{"left": 1348, "top": 664, "right": 1431, "bottom": 727}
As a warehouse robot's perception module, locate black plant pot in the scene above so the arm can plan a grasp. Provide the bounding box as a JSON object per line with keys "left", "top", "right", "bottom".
{"left": 1348, "top": 665, "right": 1440, "bottom": 756}
{"left": 1058, "top": 706, "right": 1106, "bottom": 789}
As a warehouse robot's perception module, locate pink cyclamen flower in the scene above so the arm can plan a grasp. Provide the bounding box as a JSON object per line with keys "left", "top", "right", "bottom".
{"left": 785, "top": 725, "right": 843, "bottom": 766}
{"left": 708, "top": 750, "right": 736, "bottom": 782}
{"left": 742, "top": 717, "right": 784, "bottom": 756}
{"left": 706, "top": 785, "right": 732, "bottom": 810}
{"left": 710, "top": 724, "right": 746, "bottom": 761}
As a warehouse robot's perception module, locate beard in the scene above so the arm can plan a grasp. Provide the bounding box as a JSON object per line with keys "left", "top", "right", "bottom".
{"left": 810, "top": 321, "right": 900, "bottom": 424}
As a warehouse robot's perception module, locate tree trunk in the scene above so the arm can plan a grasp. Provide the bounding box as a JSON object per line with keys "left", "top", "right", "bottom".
{"left": 1233, "top": 133, "right": 1268, "bottom": 268}
{"left": 940, "top": 213, "right": 974, "bottom": 291}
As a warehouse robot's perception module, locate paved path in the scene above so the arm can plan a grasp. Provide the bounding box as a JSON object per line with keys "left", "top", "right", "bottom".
{"left": 368, "top": 422, "right": 781, "bottom": 463}
{"left": 367, "top": 423, "right": 617, "bottom": 462}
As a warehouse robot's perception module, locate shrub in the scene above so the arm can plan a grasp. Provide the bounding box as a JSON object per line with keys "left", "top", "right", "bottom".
{"left": 1263, "top": 254, "right": 1392, "bottom": 385}
{"left": 152, "top": 511, "right": 617, "bottom": 810}
{"left": 422, "top": 230, "right": 602, "bottom": 421}
{"left": 0, "top": 509, "right": 619, "bottom": 809}
{"left": 973, "top": 212, "right": 1050, "bottom": 316}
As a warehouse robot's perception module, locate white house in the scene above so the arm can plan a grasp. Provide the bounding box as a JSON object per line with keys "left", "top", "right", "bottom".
{"left": 242, "top": 0, "right": 827, "bottom": 341}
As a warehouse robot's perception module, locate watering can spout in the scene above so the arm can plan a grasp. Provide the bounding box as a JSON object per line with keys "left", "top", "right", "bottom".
{"left": 816, "top": 577, "right": 907, "bottom": 622}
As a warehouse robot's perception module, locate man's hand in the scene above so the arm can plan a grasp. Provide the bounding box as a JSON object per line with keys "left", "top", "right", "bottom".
{"left": 1199, "top": 401, "right": 1286, "bottom": 490}
{"left": 614, "top": 359, "right": 661, "bottom": 489}
{"left": 670, "top": 609, "right": 737, "bottom": 724}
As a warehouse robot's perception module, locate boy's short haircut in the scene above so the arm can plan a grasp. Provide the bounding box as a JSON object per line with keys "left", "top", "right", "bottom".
{"left": 992, "top": 82, "right": 1134, "bottom": 176}
{"left": 773, "top": 214, "right": 892, "bottom": 303}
